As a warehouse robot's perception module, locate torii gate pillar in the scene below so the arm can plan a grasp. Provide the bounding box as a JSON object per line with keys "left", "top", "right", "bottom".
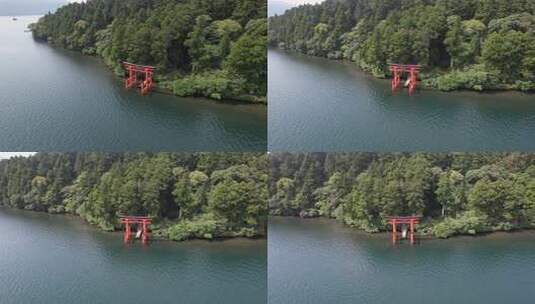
{"left": 389, "top": 64, "right": 421, "bottom": 95}
{"left": 120, "top": 216, "right": 152, "bottom": 245}
{"left": 122, "top": 62, "right": 155, "bottom": 95}
{"left": 387, "top": 216, "right": 421, "bottom": 245}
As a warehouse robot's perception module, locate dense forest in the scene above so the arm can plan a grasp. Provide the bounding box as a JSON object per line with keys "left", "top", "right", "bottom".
{"left": 269, "top": 0, "right": 535, "bottom": 92}
{"left": 0, "top": 153, "right": 267, "bottom": 241}
{"left": 32, "top": 0, "right": 267, "bottom": 102}
{"left": 269, "top": 153, "right": 535, "bottom": 238}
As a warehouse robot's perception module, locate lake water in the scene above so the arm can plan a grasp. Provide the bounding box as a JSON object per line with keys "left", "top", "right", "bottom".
{"left": 269, "top": 48, "right": 535, "bottom": 152}
{"left": 269, "top": 217, "right": 535, "bottom": 304}
{"left": 0, "top": 208, "right": 267, "bottom": 304}
{"left": 0, "top": 16, "right": 266, "bottom": 151}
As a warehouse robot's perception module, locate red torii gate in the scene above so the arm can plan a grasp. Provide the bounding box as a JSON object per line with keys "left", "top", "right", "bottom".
{"left": 119, "top": 215, "right": 151, "bottom": 245}
{"left": 389, "top": 64, "right": 420, "bottom": 95}
{"left": 123, "top": 62, "right": 155, "bottom": 95}
{"left": 387, "top": 216, "right": 421, "bottom": 245}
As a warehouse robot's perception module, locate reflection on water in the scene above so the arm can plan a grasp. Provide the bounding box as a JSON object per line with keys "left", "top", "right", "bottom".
{"left": 269, "top": 217, "right": 535, "bottom": 304}
{"left": 269, "top": 48, "right": 535, "bottom": 152}
{"left": 0, "top": 208, "right": 266, "bottom": 304}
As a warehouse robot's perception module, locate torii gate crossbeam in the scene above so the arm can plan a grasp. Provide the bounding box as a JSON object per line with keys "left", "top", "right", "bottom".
{"left": 123, "top": 62, "right": 155, "bottom": 95}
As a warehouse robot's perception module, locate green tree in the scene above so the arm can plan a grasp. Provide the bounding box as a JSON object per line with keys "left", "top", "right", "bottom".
{"left": 436, "top": 170, "right": 465, "bottom": 217}
{"left": 225, "top": 18, "right": 267, "bottom": 95}
{"left": 482, "top": 31, "right": 527, "bottom": 80}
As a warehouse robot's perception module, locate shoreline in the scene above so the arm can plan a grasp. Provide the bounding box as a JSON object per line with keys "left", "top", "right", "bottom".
{"left": 55, "top": 45, "right": 267, "bottom": 105}
{"left": 152, "top": 85, "right": 267, "bottom": 105}
{"left": 0, "top": 206, "right": 266, "bottom": 243}
{"left": 271, "top": 215, "right": 535, "bottom": 241}
{"left": 271, "top": 47, "right": 535, "bottom": 95}
{"left": 26, "top": 26, "right": 266, "bottom": 104}
{"left": 21, "top": 15, "right": 266, "bottom": 105}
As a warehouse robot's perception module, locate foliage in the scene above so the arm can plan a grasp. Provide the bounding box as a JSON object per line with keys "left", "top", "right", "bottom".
{"left": 269, "top": 0, "right": 535, "bottom": 91}
{"left": 172, "top": 70, "right": 245, "bottom": 100}
{"left": 0, "top": 153, "right": 267, "bottom": 240}
{"left": 32, "top": 0, "right": 267, "bottom": 99}
{"left": 269, "top": 153, "right": 535, "bottom": 238}
{"left": 167, "top": 214, "right": 220, "bottom": 241}
{"left": 426, "top": 65, "right": 501, "bottom": 91}
{"left": 432, "top": 211, "right": 490, "bottom": 238}
{"left": 225, "top": 19, "right": 268, "bottom": 96}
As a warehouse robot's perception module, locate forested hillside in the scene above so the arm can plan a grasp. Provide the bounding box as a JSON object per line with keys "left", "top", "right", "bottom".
{"left": 32, "top": 0, "right": 267, "bottom": 101}
{"left": 0, "top": 153, "right": 267, "bottom": 241}
{"left": 269, "top": 153, "right": 535, "bottom": 238}
{"left": 269, "top": 0, "right": 535, "bottom": 92}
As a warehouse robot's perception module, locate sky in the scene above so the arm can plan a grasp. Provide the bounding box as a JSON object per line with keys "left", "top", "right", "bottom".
{"left": 274, "top": 0, "right": 323, "bottom": 4}
{"left": 0, "top": 0, "right": 78, "bottom": 16}
{"left": 0, "top": 152, "right": 35, "bottom": 160}
{"left": 280, "top": 0, "right": 323, "bottom": 4}
{"left": 269, "top": 0, "right": 324, "bottom": 16}
{"left": 1, "top": 0, "right": 316, "bottom": 17}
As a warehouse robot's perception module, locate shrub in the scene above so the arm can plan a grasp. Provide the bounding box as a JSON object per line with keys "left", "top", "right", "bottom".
{"left": 172, "top": 70, "right": 245, "bottom": 100}
{"left": 48, "top": 205, "right": 66, "bottom": 214}
{"left": 431, "top": 65, "right": 501, "bottom": 91}
{"left": 237, "top": 227, "right": 258, "bottom": 238}
{"left": 167, "top": 214, "right": 220, "bottom": 241}
{"left": 514, "top": 81, "right": 535, "bottom": 92}
{"left": 432, "top": 211, "right": 490, "bottom": 238}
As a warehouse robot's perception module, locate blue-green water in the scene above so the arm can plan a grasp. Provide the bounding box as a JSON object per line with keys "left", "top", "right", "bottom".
{"left": 0, "top": 16, "right": 266, "bottom": 151}
{"left": 269, "top": 48, "right": 535, "bottom": 152}
{"left": 0, "top": 208, "right": 267, "bottom": 304}
{"left": 269, "top": 217, "right": 535, "bottom": 304}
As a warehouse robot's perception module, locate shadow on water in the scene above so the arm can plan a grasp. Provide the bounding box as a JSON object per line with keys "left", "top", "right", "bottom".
{"left": 0, "top": 208, "right": 267, "bottom": 304}
{"left": 268, "top": 216, "right": 535, "bottom": 304}
{"left": 269, "top": 48, "right": 535, "bottom": 152}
